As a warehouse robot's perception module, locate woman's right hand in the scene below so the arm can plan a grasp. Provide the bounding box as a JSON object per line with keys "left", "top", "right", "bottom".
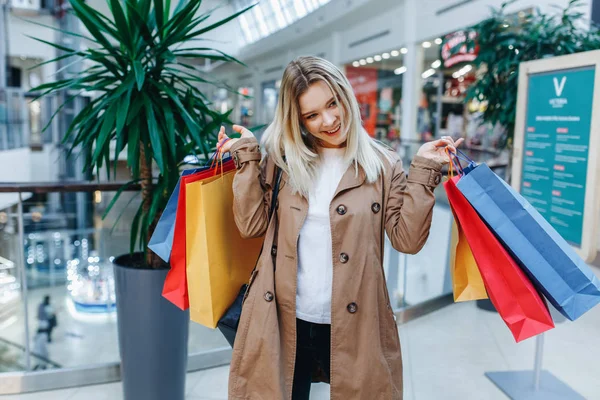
{"left": 218, "top": 125, "right": 256, "bottom": 156}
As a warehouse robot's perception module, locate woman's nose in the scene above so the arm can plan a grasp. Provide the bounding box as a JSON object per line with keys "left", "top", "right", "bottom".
{"left": 322, "top": 111, "right": 336, "bottom": 126}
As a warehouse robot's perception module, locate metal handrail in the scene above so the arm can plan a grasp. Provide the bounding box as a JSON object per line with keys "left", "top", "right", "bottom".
{"left": 0, "top": 181, "right": 142, "bottom": 194}
{"left": 0, "top": 162, "right": 510, "bottom": 193}
{"left": 395, "top": 138, "right": 504, "bottom": 157}
{"left": 0, "top": 337, "right": 62, "bottom": 369}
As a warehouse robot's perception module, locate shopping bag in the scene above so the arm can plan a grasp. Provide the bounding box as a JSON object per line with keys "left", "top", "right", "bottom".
{"left": 456, "top": 163, "right": 600, "bottom": 321}
{"left": 162, "top": 159, "right": 236, "bottom": 310}
{"left": 185, "top": 169, "right": 263, "bottom": 328}
{"left": 448, "top": 219, "right": 488, "bottom": 302}
{"left": 148, "top": 167, "right": 207, "bottom": 263}
{"left": 445, "top": 175, "right": 554, "bottom": 342}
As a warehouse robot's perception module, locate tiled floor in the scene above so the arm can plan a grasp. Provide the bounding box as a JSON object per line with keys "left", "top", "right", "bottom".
{"left": 3, "top": 292, "right": 600, "bottom": 400}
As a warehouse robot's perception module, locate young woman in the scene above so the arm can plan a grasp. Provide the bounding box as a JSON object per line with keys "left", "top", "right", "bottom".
{"left": 218, "top": 56, "right": 462, "bottom": 400}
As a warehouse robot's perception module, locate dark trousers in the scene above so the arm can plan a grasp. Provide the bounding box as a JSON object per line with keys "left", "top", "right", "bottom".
{"left": 291, "top": 318, "right": 331, "bottom": 400}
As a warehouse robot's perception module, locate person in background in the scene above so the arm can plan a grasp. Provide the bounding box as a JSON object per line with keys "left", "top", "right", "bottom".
{"left": 37, "top": 295, "right": 57, "bottom": 343}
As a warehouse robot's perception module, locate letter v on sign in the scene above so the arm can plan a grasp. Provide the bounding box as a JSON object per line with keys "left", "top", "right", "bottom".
{"left": 553, "top": 76, "right": 567, "bottom": 97}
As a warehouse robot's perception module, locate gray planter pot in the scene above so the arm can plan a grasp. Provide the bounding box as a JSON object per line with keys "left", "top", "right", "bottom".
{"left": 113, "top": 253, "right": 189, "bottom": 400}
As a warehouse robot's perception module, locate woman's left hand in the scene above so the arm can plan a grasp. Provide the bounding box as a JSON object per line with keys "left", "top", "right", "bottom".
{"left": 416, "top": 136, "right": 465, "bottom": 165}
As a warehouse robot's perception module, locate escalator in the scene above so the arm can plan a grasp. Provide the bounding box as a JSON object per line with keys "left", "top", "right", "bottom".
{"left": 0, "top": 337, "right": 61, "bottom": 372}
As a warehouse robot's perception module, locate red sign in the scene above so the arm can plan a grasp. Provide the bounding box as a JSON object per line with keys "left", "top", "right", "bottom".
{"left": 441, "top": 30, "right": 479, "bottom": 68}
{"left": 346, "top": 66, "right": 378, "bottom": 137}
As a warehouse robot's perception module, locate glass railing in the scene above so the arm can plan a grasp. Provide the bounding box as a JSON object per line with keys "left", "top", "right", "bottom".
{"left": 0, "top": 182, "right": 229, "bottom": 377}
{"left": 0, "top": 153, "right": 507, "bottom": 392}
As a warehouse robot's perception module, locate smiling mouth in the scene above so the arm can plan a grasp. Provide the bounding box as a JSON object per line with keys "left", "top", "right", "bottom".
{"left": 323, "top": 125, "right": 341, "bottom": 135}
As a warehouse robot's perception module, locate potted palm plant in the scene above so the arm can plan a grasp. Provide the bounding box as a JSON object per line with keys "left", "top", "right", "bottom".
{"left": 30, "top": 0, "right": 253, "bottom": 398}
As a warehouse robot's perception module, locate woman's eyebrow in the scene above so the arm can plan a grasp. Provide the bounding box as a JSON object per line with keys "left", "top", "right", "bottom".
{"left": 301, "top": 97, "right": 335, "bottom": 117}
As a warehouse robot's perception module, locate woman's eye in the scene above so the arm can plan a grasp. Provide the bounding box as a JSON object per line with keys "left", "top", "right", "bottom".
{"left": 307, "top": 114, "right": 316, "bottom": 120}
{"left": 329, "top": 102, "right": 337, "bottom": 108}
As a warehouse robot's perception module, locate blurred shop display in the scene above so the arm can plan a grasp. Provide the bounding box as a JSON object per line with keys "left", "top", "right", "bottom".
{"left": 25, "top": 230, "right": 95, "bottom": 288}
{"left": 236, "top": 87, "right": 254, "bottom": 126}
{"left": 66, "top": 252, "right": 116, "bottom": 314}
{"left": 345, "top": 60, "right": 403, "bottom": 143}
{"left": 0, "top": 256, "right": 21, "bottom": 322}
{"left": 261, "top": 80, "right": 280, "bottom": 124}
{"left": 459, "top": 0, "right": 600, "bottom": 146}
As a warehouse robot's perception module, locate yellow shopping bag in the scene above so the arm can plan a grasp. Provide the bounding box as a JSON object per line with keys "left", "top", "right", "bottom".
{"left": 449, "top": 218, "right": 488, "bottom": 302}
{"left": 185, "top": 169, "right": 263, "bottom": 328}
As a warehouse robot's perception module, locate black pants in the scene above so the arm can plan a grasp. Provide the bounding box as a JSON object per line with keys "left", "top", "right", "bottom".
{"left": 291, "top": 318, "right": 331, "bottom": 400}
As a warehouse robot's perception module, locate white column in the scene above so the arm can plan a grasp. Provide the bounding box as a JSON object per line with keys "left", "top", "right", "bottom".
{"left": 331, "top": 31, "right": 341, "bottom": 68}
{"left": 0, "top": 1, "right": 6, "bottom": 89}
{"left": 0, "top": 1, "right": 9, "bottom": 150}
{"left": 401, "top": 0, "right": 424, "bottom": 141}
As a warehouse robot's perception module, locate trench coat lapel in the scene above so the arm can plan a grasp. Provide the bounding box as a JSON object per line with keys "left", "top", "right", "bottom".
{"left": 333, "top": 162, "right": 366, "bottom": 199}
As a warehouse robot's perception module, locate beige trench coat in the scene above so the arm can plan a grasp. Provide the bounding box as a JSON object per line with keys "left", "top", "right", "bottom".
{"left": 228, "top": 137, "right": 443, "bottom": 400}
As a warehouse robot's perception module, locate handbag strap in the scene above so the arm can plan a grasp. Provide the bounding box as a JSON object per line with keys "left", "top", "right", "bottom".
{"left": 243, "top": 165, "right": 283, "bottom": 294}
{"left": 269, "top": 167, "right": 283, "bottom": 220}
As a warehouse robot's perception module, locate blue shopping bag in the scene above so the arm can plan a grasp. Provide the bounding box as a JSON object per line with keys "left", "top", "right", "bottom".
{"left": 456, "top": 163, "right": 600, "bottom": 321}
{"left": 148, "top": 166, "right": 207, "bottom": 263}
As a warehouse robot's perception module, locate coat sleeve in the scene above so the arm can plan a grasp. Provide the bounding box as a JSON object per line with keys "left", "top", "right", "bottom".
{"left": 230, "top": 137, "right": 271, "bottom": 239}
{"left": 384, "top": 154, "right": 443, "bottom": 254}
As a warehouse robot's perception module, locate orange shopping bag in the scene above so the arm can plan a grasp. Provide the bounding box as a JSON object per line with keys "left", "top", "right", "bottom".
{"left": 185, "top": 167, "right": 263, "bottom": 328}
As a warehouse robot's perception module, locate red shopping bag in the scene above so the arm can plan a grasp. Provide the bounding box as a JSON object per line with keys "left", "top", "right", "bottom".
{"left": 162, "top": 159, "right": 236, "bottom": 309}
{"left": 444, "top": 175, "right": 554, "bottom": 342}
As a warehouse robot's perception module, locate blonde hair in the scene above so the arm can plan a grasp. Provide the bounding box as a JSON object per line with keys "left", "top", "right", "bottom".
{"left": 261, "top": 56, "right": 393, "bottom": 197}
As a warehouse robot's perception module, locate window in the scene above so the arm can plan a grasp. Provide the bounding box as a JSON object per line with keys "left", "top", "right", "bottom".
{"left": 233, "top": 0, "right": 331, "bottom": 45}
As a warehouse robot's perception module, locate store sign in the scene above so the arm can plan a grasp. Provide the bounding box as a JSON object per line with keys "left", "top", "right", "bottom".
{"left": 512, "top": 51, "right": 600, "bottom": 262}
{"left": 441, "top": 30, "right": 478, "bottom": 68}
{"left": 519, "top": 68, "right": 593, "bottom": 246}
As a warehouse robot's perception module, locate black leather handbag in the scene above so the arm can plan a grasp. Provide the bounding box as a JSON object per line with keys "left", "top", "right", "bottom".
{"left": 218, "top": 167, "right": 283, "bottom": 347}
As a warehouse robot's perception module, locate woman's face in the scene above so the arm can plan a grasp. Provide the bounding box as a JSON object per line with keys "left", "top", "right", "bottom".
{"left": 298, "top": 80, "right": 347, "bottom": 148}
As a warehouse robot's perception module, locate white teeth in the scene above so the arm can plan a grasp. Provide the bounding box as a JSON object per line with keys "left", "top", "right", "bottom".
{"left": 325, "top": 125, "right": 340, "bottom": 134}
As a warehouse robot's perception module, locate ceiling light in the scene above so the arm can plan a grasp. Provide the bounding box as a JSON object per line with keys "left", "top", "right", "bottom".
{"left": 434, "top": 38, "right": 442, "bottom": 45}
{"left": 431, "top": 60, "right": 441, "bottom": 69}
{"left": 374, "top": 55, "right": 382, "bottom": 62}
{"left": 422, "top": 41, "right": 432, "bottom": 48}
{"left": 366, "top": 57, "right": 374, "bottom": 63}
{"left": 421, "top": 68, "right": 436, "bottom": 79}
{"left": 400, "top": 48, "right": 408, "bottom": 54}
{"left": 382, "top": 53, "right": 390, "bottom": 59}
{"left": 352, "top": 61, "right": 360, "bottom": 67}
{"left": 391, "top": 50, "right": 400, "bottom": 57}
{"left": 359, "top": 59, "right": 367, "bottom": 65}
{"left": 394, "top": 66, "right": 407, "bottom": 75}
{"left": 452, "top": 64, "right": 473, "bottom": 79}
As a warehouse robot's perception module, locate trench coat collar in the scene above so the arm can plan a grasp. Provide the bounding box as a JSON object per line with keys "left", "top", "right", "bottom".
{"left": 268, "top": 157, "right": 366, "bottom": 197}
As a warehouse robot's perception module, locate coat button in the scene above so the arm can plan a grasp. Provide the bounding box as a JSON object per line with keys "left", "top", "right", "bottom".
{"left": 347, "top": 302, "right": 358, "bottom": 313}
{"left": 371, "top": 202, "right": 381, "bottom": 213}
{"left": 339, "top": 253, "right": 349, "bottom": 263}
{"left": 271, "top": 246, "right": 277, "bottom": 256}
{"left": 264, "top": 291, "right": 274, "bottom": 302}
{"left": 336, "top": 204, "right": 347, "bottom": 215}
{"left": 434, "top": 174, "right": 441, "bottom": 185}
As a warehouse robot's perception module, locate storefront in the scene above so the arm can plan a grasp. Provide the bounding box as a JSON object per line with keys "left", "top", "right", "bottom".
{"left": 344, "top": 34, "right": 486, "bottom": 147}
{"left": 418, "top": 30, "right": 505, "bottom": 148}
{"left": 344, "top": 50, "right": 407, "bottom": 144}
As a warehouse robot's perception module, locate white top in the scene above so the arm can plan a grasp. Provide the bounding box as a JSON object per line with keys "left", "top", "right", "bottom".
{"left": 296, "top": 147, "right": 348, "bottom": 324}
